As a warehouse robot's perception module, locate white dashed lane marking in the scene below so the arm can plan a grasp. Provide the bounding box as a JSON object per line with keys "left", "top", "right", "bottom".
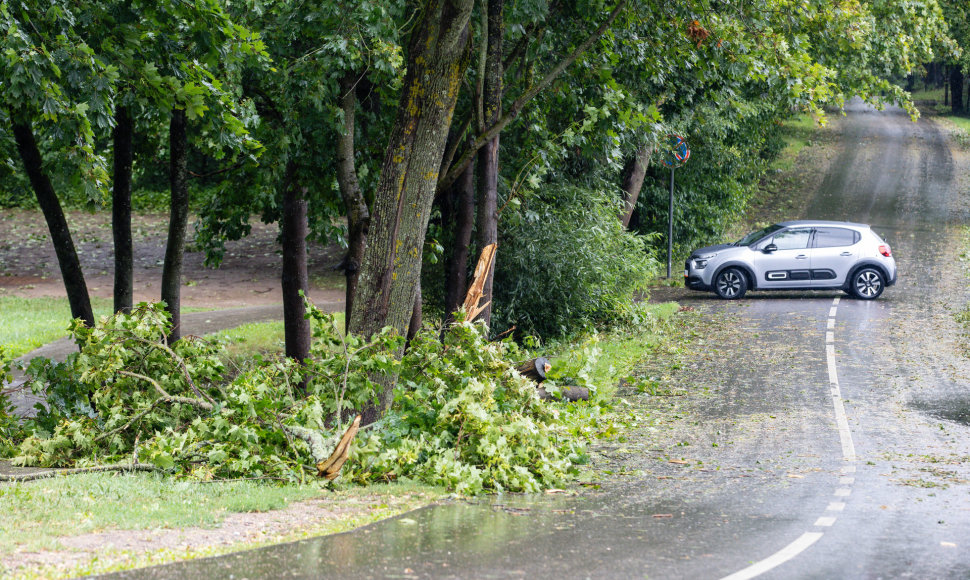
{"left": 719, "top": 297, "right": 857, "bottom": 580}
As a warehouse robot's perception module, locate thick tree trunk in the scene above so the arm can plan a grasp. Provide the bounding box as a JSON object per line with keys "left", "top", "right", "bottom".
{"left": 11, "top": 119, "right": 94, "bottom": 327}
{"left": 281, "top": 162, "right": 311, "bottom": 379}
{"left": 443, "top": 156, "right": 475, "bottom": 321}
{"left": 161, "top": 108, "right": 189, "bottom": 343}
{"left": 619, "top": 146, "right": 651, "bottom": 228}
{"left": 474, "top": 0, "right": 504, "bottom": 327}
{"left": 112, "top": 104, "right": 135, "bottom": 314}
{"left": 348, "top": 0, "right": 474, "bottom": 425}
{"left": 336, "top": 73, "right": 370, "bottom": 331}
{"left": 950, "top": 66, "right": 965, "bottom": 115}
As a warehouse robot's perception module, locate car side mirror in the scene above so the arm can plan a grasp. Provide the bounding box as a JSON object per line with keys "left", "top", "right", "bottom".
{"left": 763, "top": 243, "right": 778, "bottom": 253}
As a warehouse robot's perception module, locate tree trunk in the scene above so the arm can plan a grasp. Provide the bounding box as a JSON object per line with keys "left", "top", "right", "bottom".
{"left": 162, "top": 108, "right": 189, "bottom": 343}
{"left": 474, "top": 0, "right": 504, "bottom": 327}
{"left": 407, "top": 279, "right": 422, "bottom": 343}
{"left": 11, "top": 118, "right": 95, "bottom": 328}
{"left": 281, "top": 161, "right": 311, "bottom": 382}
{"left": 336, "top": 72, "right": 370, "bottom": 331}
{"left": 443, "top": 154, "right": 475, "bottom": 321}
{"left": 516, "top": 357, "right": 551, "bottom": 382}
{"left": 619, "top": 146, "right": 651, "bottom": 228}
{"left": 112, "top": 103, "right": 135, "bottom": 314}
{"left": 348, "top": 0, "right": 474, "bottom": 425}
{"left": 950, "top": 66, "right": 964, "bottom": 115}
{"left": 945, "top": 65, "right": 950, "bottom": 106}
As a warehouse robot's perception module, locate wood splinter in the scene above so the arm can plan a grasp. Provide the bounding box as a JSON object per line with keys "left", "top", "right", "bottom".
{"left": 461, "top": 243, "right": 497, "bottom": 322}
{"left": 317, "top": 414, "right": 362, "bottom": 480}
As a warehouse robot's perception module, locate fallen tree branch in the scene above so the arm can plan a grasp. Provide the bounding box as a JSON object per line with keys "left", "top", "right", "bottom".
{"left": 0, "top": 463, "right": 162, "bottom": 483}
{"left": 118, "top": 371, "right": 215, "bottom": 412}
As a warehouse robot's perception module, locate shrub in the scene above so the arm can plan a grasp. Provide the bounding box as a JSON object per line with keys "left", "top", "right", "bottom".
{"left": 493, "top": 184, "right": 659, "bottom": 338}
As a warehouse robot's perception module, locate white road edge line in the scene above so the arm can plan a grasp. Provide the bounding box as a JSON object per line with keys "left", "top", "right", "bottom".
{"left": 718, "top": 297, "right": 855, "bottom": 580}
{"left": 719, "top": 533, "right": 825, "bottom": 580}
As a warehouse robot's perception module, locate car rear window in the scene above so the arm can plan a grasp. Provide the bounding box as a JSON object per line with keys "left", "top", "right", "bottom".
{"left": 814, "top": 227, "right": 860, "bottom": 248}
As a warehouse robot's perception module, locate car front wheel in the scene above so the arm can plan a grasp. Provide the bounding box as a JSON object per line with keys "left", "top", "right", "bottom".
{"left": 714, "top": 268, "right": 748, "bottom": 300}
{"left": 850, "top": 267, "right": 884, "bottom": 300}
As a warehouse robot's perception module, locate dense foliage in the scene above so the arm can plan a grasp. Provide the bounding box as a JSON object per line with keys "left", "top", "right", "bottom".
{"left": 493, "top": 184, "right": 658, "bottom": 337}
{"left": 6, "top": 303, "right": 584, "bottom": 492}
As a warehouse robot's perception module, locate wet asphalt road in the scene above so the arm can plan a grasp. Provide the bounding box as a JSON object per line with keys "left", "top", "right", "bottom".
{"left": 109, "top": 101, "right": 970, "bottom": 579}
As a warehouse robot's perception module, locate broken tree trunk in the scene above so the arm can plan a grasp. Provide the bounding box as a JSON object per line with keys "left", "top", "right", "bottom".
{"left": 516, "top": 357, "right": 551, "bottom": 383}
{"left": 462, "top": 243, "right": 497, "bottom": 322}
{"left": 536, "top": 385, "right": 590, "bottom": 402}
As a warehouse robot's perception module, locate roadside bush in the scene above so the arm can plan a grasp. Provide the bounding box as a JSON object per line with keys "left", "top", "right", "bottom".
{"left": 493, "top": 184, "right": 659, "bottom": 338}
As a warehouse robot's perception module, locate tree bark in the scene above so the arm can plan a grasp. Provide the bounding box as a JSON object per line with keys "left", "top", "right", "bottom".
{"left": 407, "top": 279, "right": 422, "bottom": 343}
{"left": 619, "top": 146, "right": 652, "bottom": 228}
{"left": 162, "top": 108, "right": 189, "bottom": 343}
{"left": 336, "top": 72, "right": 370, "bottom": 331}
{"left": 112, "top": 103, "right": 135, "bottom": 314}
{"left": 950, "top": 66, "right": 965, "bottom": 115}
{"left": 443, "top": 154, "right": 475, "bottom": 321}
{"left": 516, "top": 357, "right": 551, "bottom": 382}
{"left": 11, "top": 118, "right": 95, "bottom": 328}
{"left": 348, "top": 0, "right": 474, "bottom": 425}
{"left": 474, "top": 0, "right": 504, "bottom": 327}
{"left": 281, "top": 161, "right": 311, "bottom": 381}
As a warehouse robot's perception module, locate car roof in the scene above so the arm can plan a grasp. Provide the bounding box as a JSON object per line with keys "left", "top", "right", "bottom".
{"left": 776, "top": 220, "right": 870, "bottom": 230}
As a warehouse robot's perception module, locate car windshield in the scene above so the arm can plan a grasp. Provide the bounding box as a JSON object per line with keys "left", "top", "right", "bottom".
{"left": 735, "top": 224, "right": 784, "bottom": 246}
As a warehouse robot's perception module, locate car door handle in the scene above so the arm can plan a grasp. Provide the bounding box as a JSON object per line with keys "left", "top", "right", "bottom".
{"left": 796, "top": 254, "right": 808, "bottom": 259}
{"left": 840, "top": 252, "right": 853, "bottom": 256}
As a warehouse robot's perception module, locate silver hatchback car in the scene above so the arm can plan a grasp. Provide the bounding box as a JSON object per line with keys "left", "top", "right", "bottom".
{"left": 684, "top": 220, "right": 896, "bottom": 300}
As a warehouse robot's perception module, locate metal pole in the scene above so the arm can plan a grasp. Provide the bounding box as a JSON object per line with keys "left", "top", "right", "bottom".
{"left": 667, "top": 167, "right": 674, "bottom": 278}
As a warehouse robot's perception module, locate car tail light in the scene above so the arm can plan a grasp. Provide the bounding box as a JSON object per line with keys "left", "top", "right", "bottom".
{"left": 878, "top": 244, "right": 892, "bottom": 257}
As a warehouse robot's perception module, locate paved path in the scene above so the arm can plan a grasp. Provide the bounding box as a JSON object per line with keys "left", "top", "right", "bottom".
{"left": 2, "top": 301, "right": 342, "bottom": 417}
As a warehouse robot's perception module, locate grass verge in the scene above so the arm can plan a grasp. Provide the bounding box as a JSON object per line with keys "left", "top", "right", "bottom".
{"left": 0, "top": 471, "right": 440, "bottom": 579}
{"left": 0, "top": 297, "right": 113, "bottom": 358}
{"left": 0, "top": 297, "right": 217, "bottom": 359}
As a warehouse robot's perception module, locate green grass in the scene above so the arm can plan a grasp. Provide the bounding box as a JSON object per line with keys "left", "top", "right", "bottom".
{"left": 770, "top": 114, "right": 820, "bottom": 171}
{"left": 0, "top": 296, "right": 113, "bottom": 358}
{"left": 209, "top": 313, "right": 346, "bottom": 368}
{"left": 0, "top": 472, "right": 323, "bottom": 553}
{"left": 910, "top": 87, "right": 945, "bottom": 102}
{"left": 944, "top": 115, "right": 970, "bottom": 133}
{"left": 544, "top": 302, "right": 683, "bottom": 399}
{"left": 0, "top": 297, "right": 216, "bottom": 359}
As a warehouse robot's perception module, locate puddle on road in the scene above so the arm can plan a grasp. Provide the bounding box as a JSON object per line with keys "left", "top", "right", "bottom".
{"left": 911, "top": 398, "right": 970, "bottom": 427}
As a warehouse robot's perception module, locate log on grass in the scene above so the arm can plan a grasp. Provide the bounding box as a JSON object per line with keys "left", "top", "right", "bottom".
{"left": 515, "top": 357, "right": 551, "bottom": 383}
{"left": 536, "top": 386, "right": 590, "bottom": 402}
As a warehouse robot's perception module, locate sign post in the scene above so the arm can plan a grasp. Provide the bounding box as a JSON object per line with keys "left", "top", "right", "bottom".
{"left": 661, "top": 134, "right": 690, "bottom": 278}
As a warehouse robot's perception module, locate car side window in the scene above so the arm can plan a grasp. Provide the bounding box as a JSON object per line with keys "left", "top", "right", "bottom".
{"left": 771, "top": 228, "right": 812, "bottom": 250}
{"left": 814, "top": 227, "right": 860, "bottom": 248}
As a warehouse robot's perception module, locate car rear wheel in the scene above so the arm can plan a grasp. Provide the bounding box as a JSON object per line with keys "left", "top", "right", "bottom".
{"left": 714, "top": 268, "right": 748, "bottom": 299}
{"left": 850, "top": 267, "right": 884, "bottom": 300}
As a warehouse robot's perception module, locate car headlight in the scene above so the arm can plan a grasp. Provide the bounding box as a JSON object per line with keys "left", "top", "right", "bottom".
{"left": 693, "top": 253, "right": 717, "bottom": 269}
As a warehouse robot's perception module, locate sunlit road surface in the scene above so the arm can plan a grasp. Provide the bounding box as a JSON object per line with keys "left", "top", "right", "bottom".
{"left": 109, "top": 101, "right": 970, "bottom": 580}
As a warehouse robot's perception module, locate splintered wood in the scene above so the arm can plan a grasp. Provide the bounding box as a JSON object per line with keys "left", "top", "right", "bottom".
{"left": 317, "top": 414, "right": 361, "bottom": 480}
{"left": 462, "top": 243, "right": 497, "bottom": 322}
